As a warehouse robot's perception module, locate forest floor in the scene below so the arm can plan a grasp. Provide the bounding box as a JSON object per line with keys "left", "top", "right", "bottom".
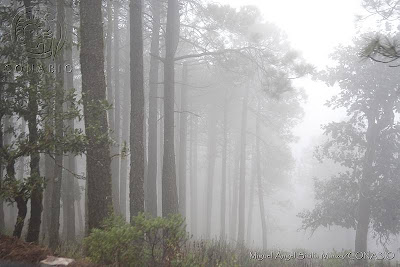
{"left": 0, "top": 235, "right": 99, "bottom": 267}
{"left": 0, "top": 235, "right": 51, "bottom": 266}
{"left": 1, "top": 234, "right": 398, "bottom": 267}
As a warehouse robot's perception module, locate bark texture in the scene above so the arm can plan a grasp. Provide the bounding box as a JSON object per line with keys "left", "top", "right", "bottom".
{"left": 80, "top": 0, "right": 113, "bottom": 231}
{"left": 162, "top": 0, "right": 180, "bottom": 216}
{"left": 48, "top": 0, "right": 65, "bottom": 249}
{"left": 25, "top": 0, "right": 42, "bottom": 243}
{"left": 0, "top": 89, "right": 4, "bottom": 234}
{"left": 146, "top": 0, "right": 161, "bottom": 217}
{"left": 64, "top": 2, "right": 76, "bottom": 243}
{"left": 129, "top": 0, "right": 145, "bottom": 218}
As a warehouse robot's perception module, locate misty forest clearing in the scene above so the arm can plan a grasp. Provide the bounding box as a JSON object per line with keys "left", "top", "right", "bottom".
{"left": 1, "top": 0, "right": 400, "bottom": 266}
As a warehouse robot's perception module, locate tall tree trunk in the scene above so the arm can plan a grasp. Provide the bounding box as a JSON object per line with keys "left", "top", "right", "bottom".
{"left": 205, "top": 106, "right": 217, "bottom": 238}
{"left": 40, "top": 0, "right": 56, "bottom": 244}
{"left": 120, "top": 78, "right": 130, "bottom": 220}
{"left": 129, "top": 0, "right": 145, "bottom": 218}
{"left": 25, "top": 0, "right": 42, "bottom": 243}
{"left": 158, "top": 69, "right": 164, "bottom": 217}
{"left": 158, "top": 37, "right": 166, "bottom": 217}
{"left": 355, "top": 197, "right": 370, "bottom": 252}
{"left": 113, "top": 0, "right": 122, "bottom": 216}
{"left": 162, "top": 0, "right": 180, "bottom": 216}
{"left": 230, "top": 141, "right": 240, "bottom": 242}
{"left": 256, "top": 152, "right": 267, "bottom": 250}
{"left": 0, "top": 81, "right": 4, "bottom": 233}
{"left": 178, "top": 63, "right": 188, "bottom": 217}
{"left": 106, "top": 0, "right": 120, "bottom": 215}
{"left": 9, "top": 159, "right": 28, "bottom": 239}
{"left": 146, "top": 0, "right": 161, "bottom": 217}
{"left": 62, "top": 178, "right": 67, "bottom": 240}
{"left": 0, "top": 115, "right": 4, "bottom": 234}
{"left": 80, "top": 0, "right": 113, "bottom": 231}
{"left": 48, "top": 0, "right": 65, "bottom": 249}
{"left": 354, "top": 116, "right": 377, "bottom": 266}
{"left": 246, "top": 145, "right": 256, "bottom": 244}
{"left": 220, "top": 96, "right": 228, "bottom": 240}
{"left": 189, "top": 114, "right": 198, "bottom": 237}
{"left": 255, "top": 101, "right": 267, "bottom": 250}
{"left": 3, "top": 118, "right": 27, "bottom": 238}
{"left": 237, "top": 88, "right": 249, "bottom": 246}
{"left": 64, "top": 1, "right": 76, "bottom": 243}
{"left": 75, "top": 180, "right": 84, "bottom": 235}
{"left": 43, "top": 155, "right": 54, "bottom": 242}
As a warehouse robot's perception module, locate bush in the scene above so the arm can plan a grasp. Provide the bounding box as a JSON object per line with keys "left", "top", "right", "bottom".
{"left": 83, "top": 213, "right": 188, "bottom": 267}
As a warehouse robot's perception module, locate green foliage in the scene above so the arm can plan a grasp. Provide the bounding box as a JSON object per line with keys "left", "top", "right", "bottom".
{"left": 84, "top": 224, "right": 397, "bottom": 267}
{"left": 84, "top": 213, "right": 189, "bottom": 267}
{"left": 0, "top": 3, "right": 111, "bottom": 210}
{"left": 84, "top": 216, "right": 142, "bottom": 266}
{"left": 0, "top": 174, "right": 45, "bottom": 203}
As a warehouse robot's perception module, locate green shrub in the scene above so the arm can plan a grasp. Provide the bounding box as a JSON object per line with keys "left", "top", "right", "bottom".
{"left": 83, "top": 213, "right": 188, "bottom": 267}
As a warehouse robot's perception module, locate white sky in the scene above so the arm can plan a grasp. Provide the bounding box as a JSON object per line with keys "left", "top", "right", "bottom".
{"left": 216, "top": 0, "right": 364, "bottom": 158}
{"left": 217, "top": 0, "right": 363, "bottom": 66}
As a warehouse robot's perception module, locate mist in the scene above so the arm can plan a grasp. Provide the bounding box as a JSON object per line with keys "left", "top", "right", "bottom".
{"left": 1, "top": 0, "right": 400, "bottom": 266}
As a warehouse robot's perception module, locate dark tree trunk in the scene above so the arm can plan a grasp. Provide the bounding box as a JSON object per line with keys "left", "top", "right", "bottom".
{"left": 355, "top": 196, "right": 370, "bottom": 253}
{"left": 48, "top": 0, "right": 65, "bottom": 249}
{"left": 205, "top": 106, "right": 217, "bottom": 238}
{"left": 220, "top": 96, "right": 228, "bottom": 240}
{"left": 7, "top": 119, "right": 17, "bottom": 230}
{"left": 64, "top": 1, "right": 76, "bottom": 243}
{"left": 43, "top": 153, "right": 54, "bottom": 242}
{"left": 178, "top": 63, "right": 188, "bottom": 217}
{"left": 80, "top": 0, "right": 113, "bottom": 231}
{"left": 129, "top": 0, "right": 145, "bottom": 218}
{"left": 41, "top": 0, "right": 56, "bottom": 244}
{"left": 189, "top": 114, "right": 198, "bottom": 236}
{"left": 24, "top": 0, "right": 42, "bottom": 244}
{"left": 146, "top": 0, "right": 161, "bottom": 217}
{"left": 7, "top": 158, "right": 28, "bottom": 239}
{"left": 162, "top": 0, "right": 180, "bottom": 216}
{"left": 0, "top": 97, "right": 4, "bottom": 234}
{"left": 237, "top": 88, "right": 249, "bottom": 246}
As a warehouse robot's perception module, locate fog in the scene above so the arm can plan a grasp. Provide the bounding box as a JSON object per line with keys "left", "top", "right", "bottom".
{"left": 1, "top": 0, "right": 400, "bottom": 266}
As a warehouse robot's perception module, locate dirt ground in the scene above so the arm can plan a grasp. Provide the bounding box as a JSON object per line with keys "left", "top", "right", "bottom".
{"left": 0, "top": 235, "right": 102, "bottom": 267}
{"left": 0, "top": 235, "right": 52, "bottom": 265}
